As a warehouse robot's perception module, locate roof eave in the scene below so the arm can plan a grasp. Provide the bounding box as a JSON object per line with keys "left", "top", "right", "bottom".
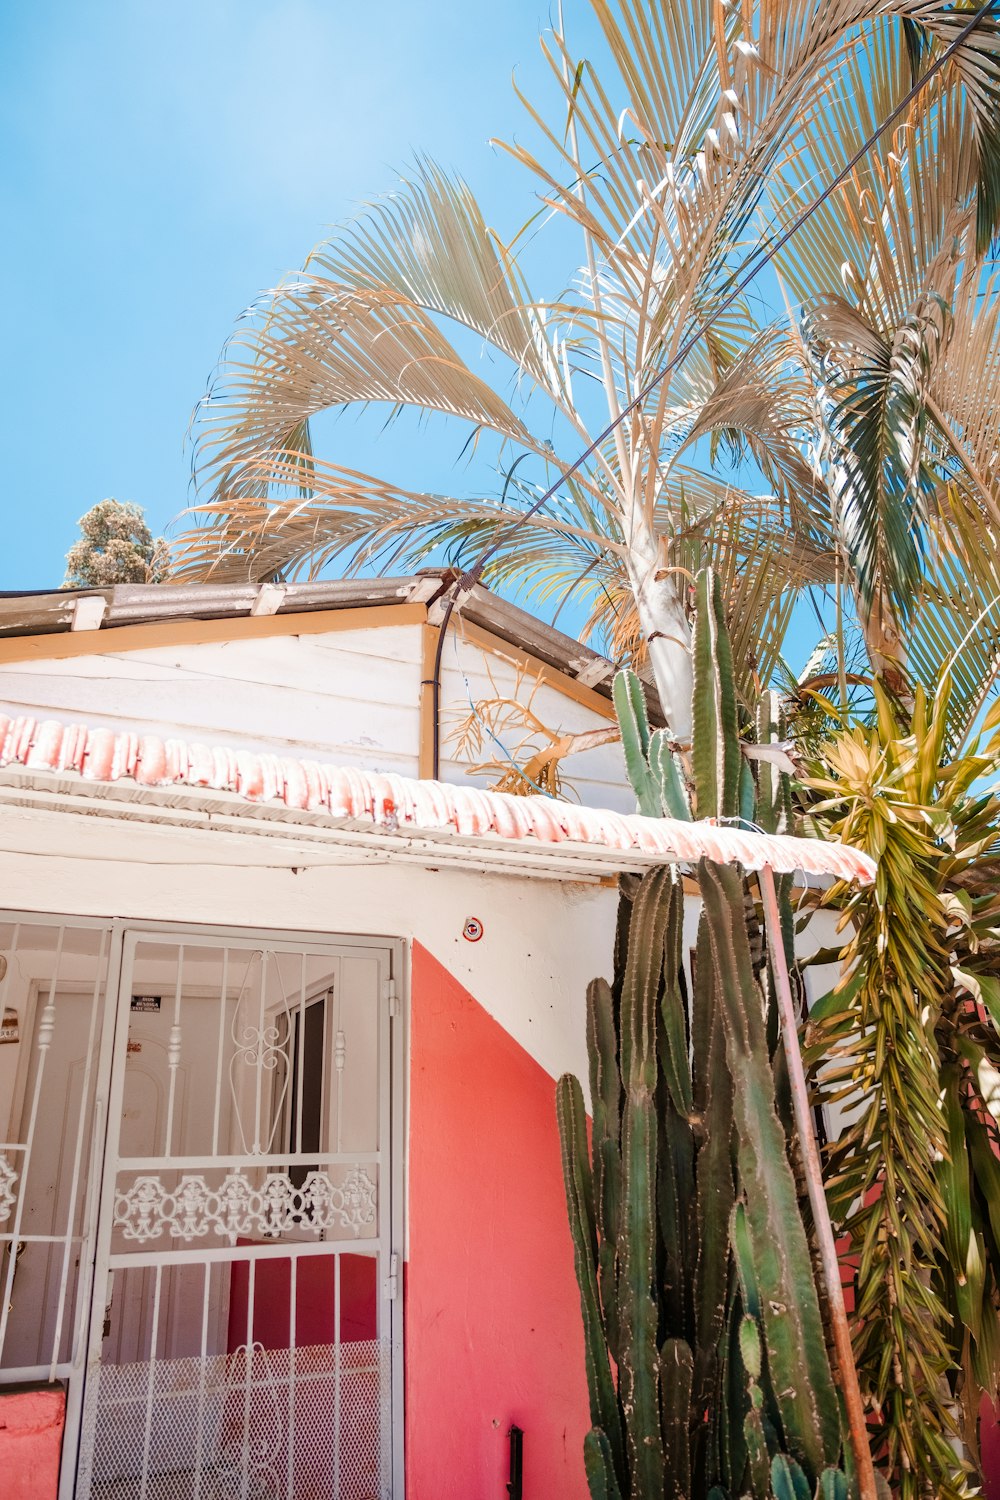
{"left": 0, "top": 763, "right": 871, "bottom": 889}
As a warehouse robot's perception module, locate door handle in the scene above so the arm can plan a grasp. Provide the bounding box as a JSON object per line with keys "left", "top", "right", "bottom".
{"left": 5, "top": 1238, "right": 26, "bottom": 1313}
{"left": 102, "top": 1271, "right": 114, "bottom": 1340}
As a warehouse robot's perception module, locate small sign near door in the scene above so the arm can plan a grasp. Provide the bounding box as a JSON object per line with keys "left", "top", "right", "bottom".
{"left": 130, "top": 995, "right": 161, "bottom": 1013}
{"left": 0, "top": 1006, "right": 18, "bottom": 1044}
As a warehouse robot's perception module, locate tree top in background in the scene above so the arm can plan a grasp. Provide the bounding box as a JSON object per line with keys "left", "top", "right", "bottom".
{"left": 63, "top": 499, "right": 170, "bottom": 589}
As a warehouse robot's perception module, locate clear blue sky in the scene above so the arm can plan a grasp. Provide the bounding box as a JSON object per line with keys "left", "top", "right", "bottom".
{"left": 0, "top": 0, "right": 607, "bottom": 589}
{"left": 0, "top": 2, "right": 825, "bottom": 671}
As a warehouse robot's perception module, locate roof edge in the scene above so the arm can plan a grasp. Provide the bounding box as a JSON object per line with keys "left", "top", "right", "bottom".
{"left": 0, "top": 710, "right": 875, "bottom": 886}
{"left": 0, "top": 572, "right": 665, "bottom": 724}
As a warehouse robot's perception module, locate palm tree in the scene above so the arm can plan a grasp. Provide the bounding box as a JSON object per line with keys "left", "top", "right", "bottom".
{"left": 176, "top": 0, "right": 1000, "bottom": 747}
{"left": 173, "top": 8, "right": 1000, "bottom": 1494}
{"left": 777, "top": 32, "right": 1000, "bottom": 739}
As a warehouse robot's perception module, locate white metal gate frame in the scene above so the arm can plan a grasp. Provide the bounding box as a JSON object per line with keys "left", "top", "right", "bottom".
{"left": 0, "top": 912, "right": 405, "bottom": 1500}
{"left": 0, "top": 912, "right": 124, "bottom": 1500}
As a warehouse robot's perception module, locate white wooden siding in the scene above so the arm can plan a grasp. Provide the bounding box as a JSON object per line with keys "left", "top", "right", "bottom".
{"left": 439, "top": 625, "right": 633, "bottom": 813}
{"left": 0, "top": 626, "right": 424, "bottom": 775}
{"left": 0, "top": 619, "right": 635, "bottom": 811}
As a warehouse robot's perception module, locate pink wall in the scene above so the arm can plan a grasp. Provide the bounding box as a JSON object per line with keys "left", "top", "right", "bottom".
{"left": 406, "top": 941, "right": 591, "bottom": 1499}
{"left": 227, "top": 1248, "right": 377, "bottom": 1348}
{"left": 0, "top": 1386, "right": 65, "bottom": 1500}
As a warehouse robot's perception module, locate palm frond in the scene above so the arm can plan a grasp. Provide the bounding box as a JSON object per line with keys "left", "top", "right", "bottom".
{"left": 906, "top": 492, "right": 1000, "bottom": 743}
{"left": 803, "top": 289, "right": 950, "bottom": 621}
{"left": 677, "top": 325, "right": 829, "bottom": 531}
{"left": 173, "top": 455, "right": 616, "bottom": 584}
{"left": 305, "top": 158, "right": 571, "bottom": 400}
{"left": 930, "top": 259, "right": 1000, "bottom": 526}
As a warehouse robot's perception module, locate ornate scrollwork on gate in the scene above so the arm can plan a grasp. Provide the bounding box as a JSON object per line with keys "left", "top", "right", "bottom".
{"left": 229, "top": 950, "right": 292, "bottom": 1156}
{"left": 213, "top": 1341, "right": 284, "bottom": 1500}
{"left": 0, "top": 1152, "right": 17, "bottom": 1223}
{"left": 114, "top": 1166, "right": 377, "bottom": 1244}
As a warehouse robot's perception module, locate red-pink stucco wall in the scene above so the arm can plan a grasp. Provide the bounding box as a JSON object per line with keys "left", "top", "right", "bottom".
{"left": 406, "top": 941, "right": 590, "bottom": 1499}
{"left": 0, "top": 1386, "right": 65, "bottom": 1500}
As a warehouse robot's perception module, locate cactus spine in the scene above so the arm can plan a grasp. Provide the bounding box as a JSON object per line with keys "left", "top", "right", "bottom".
{"left": 557, "top": 567, "right": 853, "bottom": 1498}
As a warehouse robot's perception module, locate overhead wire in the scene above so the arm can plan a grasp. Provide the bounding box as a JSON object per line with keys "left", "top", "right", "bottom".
{"left": 426, "top": 0, "right": 999, "bottom": 775}
{"left": 448, "top": 622, "right": 556, "bottom": 798}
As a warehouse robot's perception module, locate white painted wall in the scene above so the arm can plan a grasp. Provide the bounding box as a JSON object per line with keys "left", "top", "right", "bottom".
{"left": 1, "top": 618, "right": 635, "bottom": 812}
{"left": 0, "top": 800, "right": 845, "bottom": 1101}
{"left": 0, "top": 804, "right": 614, "bottom": 1092}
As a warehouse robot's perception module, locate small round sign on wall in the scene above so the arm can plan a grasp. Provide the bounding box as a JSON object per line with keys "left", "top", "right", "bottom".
{"left": 462, "top": 917, "right": 484, "bottom": 943}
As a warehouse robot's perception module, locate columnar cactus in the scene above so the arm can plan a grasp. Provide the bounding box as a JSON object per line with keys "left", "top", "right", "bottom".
{"left": 557, "top": 567, "right": 853, "bottom": 1498}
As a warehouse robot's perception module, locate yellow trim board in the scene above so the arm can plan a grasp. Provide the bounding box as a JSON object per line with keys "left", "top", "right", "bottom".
{"left": 0, "top": 602, "right": 427, "bottom": 665}
{"left": 455, "top": 617, "right": 616, "bottom": 721}
{"left": 418, "top": 622, "right": 439, "bottom": 780}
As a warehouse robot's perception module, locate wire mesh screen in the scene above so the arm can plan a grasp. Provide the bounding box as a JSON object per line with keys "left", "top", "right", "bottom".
{"left": 78, "top": 1338, "right": 391, "bottom": 1500}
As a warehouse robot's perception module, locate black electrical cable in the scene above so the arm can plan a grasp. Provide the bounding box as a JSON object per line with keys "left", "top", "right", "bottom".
{"left": 423, "top": 452, "right": 537, "bottom": 778}
{"left": 426, "top": 0, "right": 998, "bottom": 777}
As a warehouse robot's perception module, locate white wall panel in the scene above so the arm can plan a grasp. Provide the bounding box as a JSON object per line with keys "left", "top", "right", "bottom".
{"left": 438, "top": 626, "right": 634, "bottom": 812}
{"left": 1, "top": 626, "right": 424, "bottom": 773}
{"left": 1, "top": 617, "right": 634, "bottom": 808}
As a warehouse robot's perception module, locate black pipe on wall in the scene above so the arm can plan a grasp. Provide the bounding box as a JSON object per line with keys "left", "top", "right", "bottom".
{"left": 506, "top": 1425, "right": 523, "bottom": 1500}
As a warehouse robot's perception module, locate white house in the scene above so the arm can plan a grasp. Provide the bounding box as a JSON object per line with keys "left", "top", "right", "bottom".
{"left": 0, "top": 574, "right": 866, "bottom": 1500}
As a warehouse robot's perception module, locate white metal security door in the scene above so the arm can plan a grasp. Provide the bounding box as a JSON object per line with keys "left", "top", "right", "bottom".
{"left": 76, "top": 928, "right": 401, "bottom": 1500}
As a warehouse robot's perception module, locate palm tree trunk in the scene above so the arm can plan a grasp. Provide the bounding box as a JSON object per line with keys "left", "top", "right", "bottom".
{"left": 623, "top": 517, "right": 694, "bottom": 743}
{"left": 856, "top": 582, "right": 913, "bottom": 708}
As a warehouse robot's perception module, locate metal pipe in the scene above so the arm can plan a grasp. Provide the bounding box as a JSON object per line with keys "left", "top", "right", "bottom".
{"left": 427, "top": 590, "right": 460, "bottom": 782}
{"left": 425, "top": 453, "right": 537, "bottom": 780}
{"left": 506, "top": 1425, "right": 523, "bottom": 1500}
{"left": 758, "top": 864, "right": 877, "bottom": 1500}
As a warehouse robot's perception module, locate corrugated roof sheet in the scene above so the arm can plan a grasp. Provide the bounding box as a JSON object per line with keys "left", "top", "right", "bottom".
{"left": 0, "top": 711, "right": 875, "bottom": 885}
{"left": 0, "top": 573, "right": 665, "bottom": 723}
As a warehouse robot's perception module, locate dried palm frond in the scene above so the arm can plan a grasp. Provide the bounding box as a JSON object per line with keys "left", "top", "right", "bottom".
{"left": 178, "top": 0, "right": 1000, "bottom": 745}
{"left": 445, "top": 657, "right": 619, "bottom": 798}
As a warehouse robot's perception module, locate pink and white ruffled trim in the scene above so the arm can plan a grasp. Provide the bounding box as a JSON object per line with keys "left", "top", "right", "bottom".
{"left": 0, "top": 711, "right": 875, "bottom": 885}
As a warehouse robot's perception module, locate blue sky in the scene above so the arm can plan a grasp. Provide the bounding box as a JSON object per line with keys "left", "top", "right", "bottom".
{"left": 1, "top": 0, "right": 606, "bottom": 588}
{"left": 0, "top": 2, "right": 826, "bottom": 671}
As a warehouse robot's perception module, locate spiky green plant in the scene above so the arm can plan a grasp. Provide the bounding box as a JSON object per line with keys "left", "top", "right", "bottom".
{"left": 557, "top": 569, "right": 860, "bottom": 1497}
{"left": 803, "top": 677, "right": 1000, "bottom": 1498}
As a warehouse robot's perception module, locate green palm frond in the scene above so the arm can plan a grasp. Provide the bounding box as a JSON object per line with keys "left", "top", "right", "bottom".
{"left": 806, "top": 675, "right": 1000, "bottom": 1496}
{"left": 804, "top": 289, "right": 948, "bottom": 619}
